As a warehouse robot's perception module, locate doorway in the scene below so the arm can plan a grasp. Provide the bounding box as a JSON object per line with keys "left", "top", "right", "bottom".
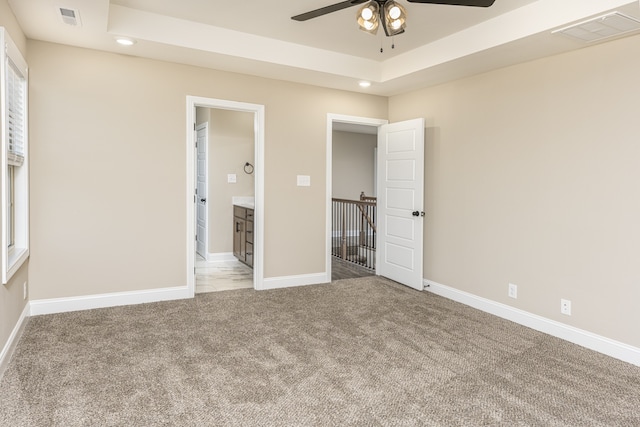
{"left": 326, "top": 114, "right": 425, "bottom": 290}
{"left": 326, "top": 114, "right": 387, "bottom": 281}
{"left": 195, "top": 108, "right": 255, "bottom": 293}
{"left": 186, "top": 97, "right": 265, "bottom": 297}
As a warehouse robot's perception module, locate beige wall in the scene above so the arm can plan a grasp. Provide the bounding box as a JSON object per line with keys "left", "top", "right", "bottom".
{"left": 27, "top": 40, "right": 388, "bottom": 300}
{"left": 389, "top": 33, "right": 640, "bottom": 347}
{"left": 332, "top": 131, "right": 376, "bottom": 200}
{"left": 202, "top": 108, "right": 254, "bottom": 254}
{"left": 0, "top": 0, "right": 25, "bottom": 54}
{"left": 0, "top": 0, "right": 28, "bottom": 362}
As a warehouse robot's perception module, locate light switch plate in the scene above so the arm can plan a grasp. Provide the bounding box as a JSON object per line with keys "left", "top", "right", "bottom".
{"left": 297, "top": 175, "right": 311, "bottom": 187}
{"left": 227, "top": 174, "right": 237, "bottom": 183}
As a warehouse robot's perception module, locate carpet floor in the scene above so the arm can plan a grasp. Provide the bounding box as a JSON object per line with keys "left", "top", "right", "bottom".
{"left": 0, "top": 277, "right": 638, "bottom": 426}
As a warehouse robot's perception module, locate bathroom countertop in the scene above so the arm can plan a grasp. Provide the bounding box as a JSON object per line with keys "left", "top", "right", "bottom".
{"left": 234, "top": 202, "right": 254, "bottom": 209}
{"left": 232, "top": 196, "right": 255, "bottom": 210}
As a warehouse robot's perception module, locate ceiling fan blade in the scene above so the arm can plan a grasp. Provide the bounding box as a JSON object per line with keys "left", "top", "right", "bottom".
{"left": 406, "top": 0, "right": 496, "bottom": 6}
{"left": 292, "top": 0, "right": 369, "bottom": 22}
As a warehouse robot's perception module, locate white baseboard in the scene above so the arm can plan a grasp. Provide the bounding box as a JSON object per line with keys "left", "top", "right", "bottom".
{"left": 30, "top": 286, "right": 192, "bottom": 316}
{"left": 0, "top": 303, "right": 30, "bottom": 378}
{"left": 260, "top": 273, "right": 329, "bottom": 291}
{"left": 424, "top": 279, "right": 640, "bottom": 367}
{"left": 205, "top": 252, "right": 235, "bottom": 262}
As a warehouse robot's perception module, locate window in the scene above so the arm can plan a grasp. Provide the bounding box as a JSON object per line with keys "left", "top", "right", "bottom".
{"left": 1, "top": 28, "right": 29, "bottom": 284}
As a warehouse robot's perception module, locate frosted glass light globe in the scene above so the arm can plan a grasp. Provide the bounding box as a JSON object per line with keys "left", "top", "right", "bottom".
{"left": 361, "top": 7, "right": 374, "bottom": 20}
{"left": 389, "top": 6, "right": 401, "bottom": 20}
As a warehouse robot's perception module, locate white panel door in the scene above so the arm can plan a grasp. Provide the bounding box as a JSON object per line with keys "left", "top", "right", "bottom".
{"left": 196, "top": 124, "right": 208, "bottom": 258}
{"left": 377, "top": 118, "right": 425, "bottom": 290}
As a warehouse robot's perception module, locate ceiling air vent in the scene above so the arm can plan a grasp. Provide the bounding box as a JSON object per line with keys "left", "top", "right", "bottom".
{"left": 58, "top": 7, "right": 81, "bottom": 27}
{"left": 552, "top": 12, "right": 640, "bottom": 42}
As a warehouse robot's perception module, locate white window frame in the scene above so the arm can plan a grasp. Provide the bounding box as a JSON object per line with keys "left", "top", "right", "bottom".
{"left": 1, "top": 28, "right": 29, "bottom": 285}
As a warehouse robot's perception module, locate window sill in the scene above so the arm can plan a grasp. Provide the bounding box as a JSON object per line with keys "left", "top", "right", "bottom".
{"left": 4, "top": 247, "right": 28, "bottom": 285}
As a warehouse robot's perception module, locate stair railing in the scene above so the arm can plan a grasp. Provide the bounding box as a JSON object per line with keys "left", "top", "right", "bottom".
{"left": 332, "top": 194, "right": 377, "bottom": 270}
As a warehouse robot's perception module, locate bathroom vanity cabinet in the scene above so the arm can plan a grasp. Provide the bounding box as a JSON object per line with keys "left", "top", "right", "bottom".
{"left": 233, "top": 205, "right": 254, "bottom": 268}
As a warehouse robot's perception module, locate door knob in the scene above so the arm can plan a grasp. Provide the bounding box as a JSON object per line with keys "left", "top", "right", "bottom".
{"left": 412, "top": 211, "right": 425, "bottom": 217}
{"left": 200, "top": 198, "right": 207, "bottom": 203}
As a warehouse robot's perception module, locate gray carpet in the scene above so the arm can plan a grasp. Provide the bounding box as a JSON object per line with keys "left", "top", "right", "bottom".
{"left": 0, "top": 277, "right": 638, "bottom": 426}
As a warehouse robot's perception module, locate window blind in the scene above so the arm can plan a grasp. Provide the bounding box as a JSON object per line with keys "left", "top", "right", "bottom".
{"left": 6, "top": 58, "right": 25, "bottom": 167}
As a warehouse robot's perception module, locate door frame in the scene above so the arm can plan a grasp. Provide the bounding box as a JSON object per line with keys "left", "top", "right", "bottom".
{"left": 325, "top": 113, "right": 388, "bottom": 280}
{"left": 186, "top": 96, "right": 265, "bottom": 296}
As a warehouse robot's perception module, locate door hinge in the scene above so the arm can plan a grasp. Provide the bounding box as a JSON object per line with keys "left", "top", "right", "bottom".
{"left": 194, "top": 123, "right": 196, "bottom": 130}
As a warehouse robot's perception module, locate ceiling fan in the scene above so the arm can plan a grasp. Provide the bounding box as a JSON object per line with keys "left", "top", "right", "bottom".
{"left": 292, "top": 0, "right": 496, "bottom": 37}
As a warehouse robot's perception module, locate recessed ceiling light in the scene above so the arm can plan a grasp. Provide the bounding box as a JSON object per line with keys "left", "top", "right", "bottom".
{"left": 115, "top": 37, "right": 136, "bottom": 46}
{"left": 359, "top": 81, "right": 371, "bottom": 88}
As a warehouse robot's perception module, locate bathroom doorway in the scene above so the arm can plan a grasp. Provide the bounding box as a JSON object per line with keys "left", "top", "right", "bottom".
{"left": 186, "top": 96, "right": 265, "bottom": 296}
{"left": 195, "top": 108, "right": 255, "bottom": 293}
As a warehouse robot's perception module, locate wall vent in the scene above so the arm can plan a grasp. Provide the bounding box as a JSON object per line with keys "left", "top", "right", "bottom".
{"left": 58, "top": 7, "right": 81, "bottom": 26}
{"left": 552, "top": 12, "right": 640, "bottom": 42}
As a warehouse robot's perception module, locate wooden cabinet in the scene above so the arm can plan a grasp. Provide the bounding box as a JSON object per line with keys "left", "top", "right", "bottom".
{"left": 233, "top": 205, "right": 254, "bottom": 268}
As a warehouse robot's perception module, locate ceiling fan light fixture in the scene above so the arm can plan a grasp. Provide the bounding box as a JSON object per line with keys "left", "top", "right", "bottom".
{"left": 383, "top": 1, "right": 406, "bottom": 36}
{"left": 293, "top": 0, "right": 495, "bottom": 37}
{"left": 357, "top": 2, "right": 379, "bottom": 35}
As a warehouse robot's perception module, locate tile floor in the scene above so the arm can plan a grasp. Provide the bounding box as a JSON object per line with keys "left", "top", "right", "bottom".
{"left": 195, "top": 254, "right": 253, "bottom": 294}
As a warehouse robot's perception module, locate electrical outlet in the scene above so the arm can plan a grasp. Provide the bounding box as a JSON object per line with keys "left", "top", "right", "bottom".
{"left": 561, "top": 299, "right": 571, "bottom": 315}
{"left": 508, "top": 283, "right": 517, "bottom": 299}
{"left": 23, "top": 282, "right": 27, "bottom": 300}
